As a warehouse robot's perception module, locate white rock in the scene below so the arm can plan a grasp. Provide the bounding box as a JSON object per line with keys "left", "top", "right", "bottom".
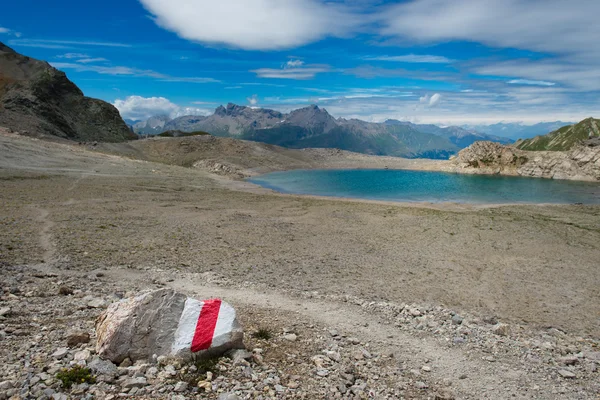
{"left": 52, "top": 347, "right": 69, "bottom": 359}
{"left": 174, "top": 381, "right": 188, "bottom": 392}
{"left": 283, "top": 333, "right": 297, "bottom": 342}
{"left": 96, "top": 289, "right": 244, "bottom": 363}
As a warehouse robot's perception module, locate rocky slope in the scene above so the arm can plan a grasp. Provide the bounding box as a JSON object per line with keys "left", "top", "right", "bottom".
{"left": 515, "top": 118, "right": 600, "bottom": 151}
{"left": 133, "top": 104, "right": 519, "bottom": 159}
{"left": 0, "top": 42, "right": 135, "bottom": 142}
{"left": 447, "top": 140, "right": 600, "bottom": 181}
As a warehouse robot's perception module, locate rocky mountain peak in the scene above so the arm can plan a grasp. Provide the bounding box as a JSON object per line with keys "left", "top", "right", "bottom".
{"left": 0, "top": 42, "right": 136, "bottom": 142}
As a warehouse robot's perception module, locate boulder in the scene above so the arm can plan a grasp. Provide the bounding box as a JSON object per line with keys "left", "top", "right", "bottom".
{"left": 96, "top": 289, "right": 244, "bottom": 363}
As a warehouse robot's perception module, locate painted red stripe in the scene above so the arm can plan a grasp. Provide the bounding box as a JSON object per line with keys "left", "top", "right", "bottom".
{"left": 191, "top": 299, "right": 222, "bottom": 352}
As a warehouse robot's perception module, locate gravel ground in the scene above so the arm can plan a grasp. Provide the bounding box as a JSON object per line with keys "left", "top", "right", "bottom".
{"left": 0, "top": 131, "right": 599, "bottom": 399}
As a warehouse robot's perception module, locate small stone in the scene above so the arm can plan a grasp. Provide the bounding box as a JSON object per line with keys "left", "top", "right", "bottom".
{"left": 52, "top": 347, "right": 69, "bottom": 359}
{"left": 492, "top": 323, "right": 510, "bottom": 336}
{"left": 122, "top": 377, "right": 148, "bottom": 388}
{"left": 316, "top": 369, "right": 330, "bottom": 377}
{"left": 0, "top": 307, "right": 10, "bottom": 317}
{"left": 74, "top": 349, "right": 91, "bottom": 362}
{"left": 347, "top": 337, "right": 360, "bottom": 345}
{"left": 451, "top": 315, "right": 463, "bottom": 325}
{"left": 415, "top": 381, "right": 428, "bottom": 389}
{"left": 88, "top": 357, "right": 118, "bottom": 376}
{"left": 559, "top": 356, "right": 579, "bottom": 366}
{"left": 86, "top": 297, "right": 106, "bottom": 308}
{"left": 198, "top": 381, "right": 212, "bottom": 392}
{"left": 0, "top": 381, "right": 13, "bottom": 390}
{"left": 218, "top": 394, "right": 242, "bottom": 400}
{"left": 329, "top": 329, "right": 339, "bottom": 337}
{"left": 283, "top": 333, "right": 297, "bottom": 342}
{"left": 557, "top": 369, "right": 576, "bottom": 379}
{"left": 174, "top": 381, "right": 188, "bottom": 392}
{"left": 287, "top": 381, "right": 299, "bottom": 389}
{"left": 67, "top": 332, "right": 91, "bottom": 347}
{"left": 421, "top": 366, "right": 432, "bottom": 372}
{"left": 119, "top": 357, "right": 133, "bottom": 368}
{"left": 459, "top": 374, "right": 468, "bottom": 380}
{"left": 229, "top": 349, "right": 252, "bottom": 364}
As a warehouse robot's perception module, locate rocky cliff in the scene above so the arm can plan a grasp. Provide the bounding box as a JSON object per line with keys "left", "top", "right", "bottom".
{"left": 447, "top": 141, "right": 600, "bottom": 181}
{"left": 0, "top": 42, "right": 136, "bottom": 142}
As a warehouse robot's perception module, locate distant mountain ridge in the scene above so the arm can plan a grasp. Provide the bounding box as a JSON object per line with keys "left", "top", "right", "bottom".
{"left": 463, "top": 121, "right": 574, "bottom": 141}
{"left": 0, "top": 42, "right": 135, "bottom": 142}
{"left": 132, "top": 103, "right": 512, "bottom": 159}
{"left": 515, "top": 118, "right": 600, "bottom": 151}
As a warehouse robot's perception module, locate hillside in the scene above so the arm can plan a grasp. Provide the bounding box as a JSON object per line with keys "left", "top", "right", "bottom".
{"left": 0, "top": 42, "right": 136, "bottom": 142}
{"left": 515, "top": 118, "right": 600, "bottom": 151}
{"left": 463, "top": 121, "right": 573, "bottom": 141}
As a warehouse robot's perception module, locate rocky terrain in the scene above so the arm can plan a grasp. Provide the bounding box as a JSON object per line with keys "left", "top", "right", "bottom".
{"left": 446, "top": 140, "right": 600, "bottom": 181}
{"left": 0, "top": 42, "right": 135, "bottom": 142}
{"left": 0, "top": 129, "right": 599, "bottom": 399}
{"left": 515, "top": 118, "right": 600, "bottom": 152}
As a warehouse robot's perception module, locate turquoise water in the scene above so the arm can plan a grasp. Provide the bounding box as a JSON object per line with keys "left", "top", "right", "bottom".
{"left": 248, "top": 169, "right": 600, "bottom": 204}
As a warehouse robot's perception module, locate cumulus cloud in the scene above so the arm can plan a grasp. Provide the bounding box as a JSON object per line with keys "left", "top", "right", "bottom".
{"left": 419, "top": 93, "right": 442, "bottom": 107}
{"left": 364, "top": 54, "right": 453, "bottom": 63}
{"left": 0, "top": 27, "right": 10, "bottom": 34}
{"left": 113, "top": 96, "right": 210, "bottom": 120}
{"left": 246, "top": 94, "right": 259, "bottom": 106}
{"left": 138, "top": 0, "right": 360, "bottom": 50}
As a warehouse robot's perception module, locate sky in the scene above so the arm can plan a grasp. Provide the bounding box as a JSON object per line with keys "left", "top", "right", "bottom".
{"left": 1, "top": 0, "right": 599, "bottom": 125}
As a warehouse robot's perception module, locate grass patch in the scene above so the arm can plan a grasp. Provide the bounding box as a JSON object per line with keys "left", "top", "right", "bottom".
{"left": 56, "top": 366, "right": 96, "bottom": 389}
{"left": 252, "top": 327, "right": 272, "bottom": 340}
{"left": 177, "top": 356, "right": 221, "bottom": 385}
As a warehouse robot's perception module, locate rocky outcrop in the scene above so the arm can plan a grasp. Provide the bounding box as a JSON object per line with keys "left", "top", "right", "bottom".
{"left": 0, "top": 42, "right": 136, "bottom": 142}
{"left": 448, "top": 141, "right": 600, "bottom": 181}
{"left": 96, "top": 289, "right": 244, "bottom": 363}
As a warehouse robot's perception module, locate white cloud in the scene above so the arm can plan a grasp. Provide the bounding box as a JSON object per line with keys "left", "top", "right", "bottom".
{"left": 429, "top": 93, "right": 442, "bottom": 107}
{"left": 58, "top": 53, "right": 90, "bottom": 59}
{"left": 138, "top": 0, "right": 360, "bottom": 50}
{"left": 419, "top": 93, "right": 442, "bottom": 107}
{"left": 113, "top": 96, "right": 210, "bottom": 120}
{"left": 50, "top": 62, "right": 220, "bottom": 83}
{"left": 380, "top": 0, "right": 600, "bottom": 59}
{"left": 76, "top": 57, "right": 108, "bottom": 64}
{"left": 507, "top": 79, "right": 555, "bottom": 86}
{"left": 285, "top": 59, "right": 305, "bottom": 68}
{"left": 364, "top": 54, "right": 453, "bottom": 63}
{"left": 246, "top": 94, "right": 259, "bottom": 106}
{"left": 0, "top": 27, "right": 21, "bottom": 37}
{"left": 251, "top": 61, "right": 329, "bottom": 80}
{"left": 11, "top": 39, "right": 131, "bottom": 48}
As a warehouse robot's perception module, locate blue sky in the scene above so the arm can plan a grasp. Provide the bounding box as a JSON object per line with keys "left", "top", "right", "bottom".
{"left": 1, "top": 0, "right": 599, "bottom": 125}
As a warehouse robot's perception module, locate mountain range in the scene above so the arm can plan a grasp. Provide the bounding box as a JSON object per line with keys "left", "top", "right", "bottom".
{"left": 463, "top": 121, "right": 574, "bottom": 141}
{"left": 515, "top": 118, "right": 600, "bottom": 151}
{"left": 0, "top": 42, "right": 135, "bottom": 142}
{"left": 132, "top": 104, "right": 513, "bottom": 159}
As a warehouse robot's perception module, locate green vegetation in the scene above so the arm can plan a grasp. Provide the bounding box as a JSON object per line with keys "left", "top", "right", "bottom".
{"left": 252, "top": 327, "right": 272, "bottom": 340}
{"left": 177, "top": 356, "right": 222, "bottom": 384}
{"left": 515, "top": 118, "right": 600, "bottom": 151}
{"left": 56, "top": 366, "right": 96, "bottom": 388}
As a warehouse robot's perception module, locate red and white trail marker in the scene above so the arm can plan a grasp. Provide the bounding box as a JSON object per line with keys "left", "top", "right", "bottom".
{"left": 172, "top": 298, "right": 240, "bottom": 355}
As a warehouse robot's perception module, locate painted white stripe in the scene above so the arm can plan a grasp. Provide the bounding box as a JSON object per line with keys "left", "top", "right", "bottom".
{"left": 211, "top": 301, "right": 236, "bottom": 348}
{"left": 172, "top": 298, "right": 203, "bottom": 354}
